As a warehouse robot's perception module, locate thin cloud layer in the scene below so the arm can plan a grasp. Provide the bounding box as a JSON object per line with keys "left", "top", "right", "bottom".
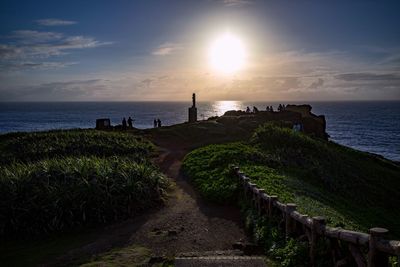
{"left": 0, "top": 27, "right": 111, "bottom": 70}
{"left": 215, "top": 0, "right": 254, "bottom": 7}
{"left": 36, "top": 19, "right": 77, "bottom": 26}
{"left": 152, "top": 43, "right": 183, "bottom": 56}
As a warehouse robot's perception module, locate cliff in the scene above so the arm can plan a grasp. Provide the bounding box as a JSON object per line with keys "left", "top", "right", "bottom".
{"left": 220, "top": 104, "right": 328, "bottom": 139}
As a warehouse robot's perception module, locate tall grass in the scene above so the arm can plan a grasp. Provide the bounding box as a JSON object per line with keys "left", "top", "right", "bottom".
{"left": 0, "top": 156, "right": 168, "bottom": 237}
{"left": 0, "top": 130, "right": 153, "bottom": 165}
{"left": 0, "top": 130, "right": 168, "bottom": 238}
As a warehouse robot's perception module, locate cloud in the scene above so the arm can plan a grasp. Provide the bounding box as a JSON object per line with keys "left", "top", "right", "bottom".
{"left": 2, "top": 79, "right": 109, "bottom": 101}
{"left": 152, "top": 43, "right": 183, "bottom": 56}
{"left": 36, "top": 19, "right": 77, "bottom": 26}
{"left": 0, "top": 61, "right": 77, "bottom": 71}
{"left": 335, "top": 72, "right": 400, "bottom": 81}
{"left": 0, "top": 44, "right": 22, "bottom": 59}
{"left": 308, "top": 78, "right": 324, "bottom": 89}
{"left": 0, "top": 36, "right": 110, "bottom": 60}
{"left": 0, "top": 29, "right": 111, "bottom": 71}
{"left": 141, "top": 78, "right": 153, "bottom": 87}
{"left": 10, "top": 30, "right": 63, "bottom": 43}
{"left": 215, "top": 0, "right": 254, "bottom": 7}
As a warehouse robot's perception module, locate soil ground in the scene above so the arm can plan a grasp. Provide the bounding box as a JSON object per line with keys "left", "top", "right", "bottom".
{"left": 44, "top": 130, "right": 250, "bottom": 266}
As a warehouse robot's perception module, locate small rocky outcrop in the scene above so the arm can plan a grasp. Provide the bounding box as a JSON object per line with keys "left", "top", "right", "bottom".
{"left": 220, "top": 104, "right": 328, "bottom": 139}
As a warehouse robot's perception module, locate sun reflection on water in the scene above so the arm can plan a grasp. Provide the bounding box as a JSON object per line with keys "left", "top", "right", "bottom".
{"left": 212, "top": 101, "right": 242, "bottom": 116}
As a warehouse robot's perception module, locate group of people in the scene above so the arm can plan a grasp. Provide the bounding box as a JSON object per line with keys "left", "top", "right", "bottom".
{"left": 245, "top": 104, "right": 288, "bottom": 113}
{"left": 246, "top": 106, "right": 260, "bottom": 113}
{"left": 277, "top": 104, "right": 287, "bottom": 111}
{"left": 153, "top": 118, "right": 162, "bottom": 128}
{"left": 120, "top": 117, "right": 163, "bottom": 129}
{"left": 121, "top": 116, "right": 134, "bottom": 129}
{"left": 266, "top": 104, "right": 287, "bottom": 112}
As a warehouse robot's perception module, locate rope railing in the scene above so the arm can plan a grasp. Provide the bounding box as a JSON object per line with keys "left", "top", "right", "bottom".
{"left": 233, "top": 166, "right": 400, "bottom": 267}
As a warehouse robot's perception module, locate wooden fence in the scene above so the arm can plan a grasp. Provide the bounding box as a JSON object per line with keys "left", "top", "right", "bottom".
{"left": 233, "top": 167, "right": 400, "bottom": 267}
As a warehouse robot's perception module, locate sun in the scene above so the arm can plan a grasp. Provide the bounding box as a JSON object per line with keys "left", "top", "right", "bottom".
{"left": 208, "top": 32, "right": 246, "bottom": 75}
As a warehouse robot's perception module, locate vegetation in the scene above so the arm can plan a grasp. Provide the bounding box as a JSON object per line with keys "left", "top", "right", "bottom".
{"left": 183, "top": 124, "right": 400, "bottom": 237}
{"left": 0, "top": 130, "right": 168, "bottom": 237}
{"left": 0, "top": 130, "right": 153, "bottom": 165}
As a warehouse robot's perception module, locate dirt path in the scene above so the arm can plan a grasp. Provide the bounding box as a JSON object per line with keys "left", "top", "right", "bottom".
{"left": 45, "top": 138, "right": 249, "bottom": 265}
{"left": 128, "top": 146, "right": 249, "bottom": 257}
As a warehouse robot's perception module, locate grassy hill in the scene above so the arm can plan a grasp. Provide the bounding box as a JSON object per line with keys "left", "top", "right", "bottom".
{"left": 0, "top": 129, "right": 168, "bottom": 237}
{"left": 183, "top": 124, "right": 400, "bottom": 237}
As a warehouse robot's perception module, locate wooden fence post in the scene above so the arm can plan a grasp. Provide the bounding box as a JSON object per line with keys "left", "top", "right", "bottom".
{"left": 310, "top": 216, "right": 326, "bottom": 267}
{"left": 243, "top": 177, "right": 250, "bottom": 198}
{"left": 268, "top": 196, "right": 278, "bottom": 218}
{"left": 368, "top": 227, "right": 389, "bottom": 267}
{"left": 258, "top": 189, "right": 265, "bottom": 215}
{"left": 233, "top": 166, "right": 240, "bottom": 176}
{"left": 285, "top": 203, "right": 297, "bottom": 238}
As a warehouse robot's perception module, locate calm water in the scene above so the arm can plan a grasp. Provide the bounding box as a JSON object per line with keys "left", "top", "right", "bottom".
{"left": 0, "top": 101, "right": 399, "bottom": 161}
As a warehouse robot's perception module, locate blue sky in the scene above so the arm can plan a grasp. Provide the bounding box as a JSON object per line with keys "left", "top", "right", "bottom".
{"left": 0, "top": 0, "right": 399, "bottom": 101}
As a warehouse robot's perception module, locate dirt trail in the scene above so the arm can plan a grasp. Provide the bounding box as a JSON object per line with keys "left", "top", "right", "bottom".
{"left": 45, "top": 137, "right": 249, "bottom": 265}
{"left": 128, "top": 145, "right": 249, "bottom": 257}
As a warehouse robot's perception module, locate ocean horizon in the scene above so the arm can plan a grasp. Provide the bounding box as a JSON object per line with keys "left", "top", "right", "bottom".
{"left": 1, "top": 100, "right": 399, "bottom": 161}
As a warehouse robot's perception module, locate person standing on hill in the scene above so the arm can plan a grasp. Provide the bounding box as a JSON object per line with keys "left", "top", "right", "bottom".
{"left": 153, "top": 119, "right": 157, "bottom": 128}
{"left": 157, "top": 118, "right": 161, "bottom": 128}
{"left": 122, "top": 117, "right": 127, "bottom": 130}
{"left": 127, "top": 117, "right": 133, "bottom": 128}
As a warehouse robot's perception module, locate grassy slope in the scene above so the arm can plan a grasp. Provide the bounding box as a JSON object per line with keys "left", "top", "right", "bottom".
{"left": 0, "top": 129, "right": 168, "bottom": 266}
{"left": 183, "top": 124, "right": 400, "bottom": 237}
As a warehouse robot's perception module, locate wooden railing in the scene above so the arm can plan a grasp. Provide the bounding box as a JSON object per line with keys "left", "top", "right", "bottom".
{"left": 233, "top": 167, "right": 400, "bottom": 267}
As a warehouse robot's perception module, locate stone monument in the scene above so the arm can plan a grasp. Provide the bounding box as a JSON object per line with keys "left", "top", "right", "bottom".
{"left": 188, "top": 93, "right": 197, "bottom": 123}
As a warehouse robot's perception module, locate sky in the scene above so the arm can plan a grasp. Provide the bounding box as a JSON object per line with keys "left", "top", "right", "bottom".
{"left": 0, "top": 0, "right": 399, "bottom": 101}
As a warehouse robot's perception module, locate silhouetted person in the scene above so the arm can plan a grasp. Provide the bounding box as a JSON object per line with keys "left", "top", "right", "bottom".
{"left": 253, "top": 106, "right": 259, "bottom": 113}
{"left": 246, "top": 106, "right": 251, "bottom": 113}
{"left": 157, "top": 118, "right": 161, "bottom": 128}
{"left": 127, "top": 117, "right": 133, "bottom": 128}
{"left": 153, "top": 119, "right": 157, "bottom": 128}
{"left": 270, "top": 106, "right": 274, "bottom": 112}
{"left": 266, "top": 106, "right": 270, "bottom": 112}
{"left": 122, "top": 117, "right": 127, "bottom": 130}
{"left": 278, "top": 104, "right": 282, "bottom": 112}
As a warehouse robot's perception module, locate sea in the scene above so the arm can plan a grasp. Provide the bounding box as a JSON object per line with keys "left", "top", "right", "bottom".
{"left": 0, "top": 101, "right": 399, "bottom": 161}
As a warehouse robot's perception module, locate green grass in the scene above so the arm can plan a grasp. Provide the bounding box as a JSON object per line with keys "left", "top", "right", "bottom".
{"left": 0, "top": 156, "right": 168, "bottom": 237}
{"left": 0, "top": 129, "right": 154, "bottom": 165}
{"left": 0, "top": 129, "right": 168, "bottom": 237}
{"left": 182, "top": 124, "right": 400, "bottom": 237}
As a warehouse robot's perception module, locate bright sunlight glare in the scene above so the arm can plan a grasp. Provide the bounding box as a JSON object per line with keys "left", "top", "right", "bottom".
{"left": 208, "top": 32, "right": 246, "bottom": 75}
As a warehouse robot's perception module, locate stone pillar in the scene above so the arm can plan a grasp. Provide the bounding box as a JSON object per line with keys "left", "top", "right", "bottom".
{"left": 188, "top": 93, "right": 197, "bottom": 123}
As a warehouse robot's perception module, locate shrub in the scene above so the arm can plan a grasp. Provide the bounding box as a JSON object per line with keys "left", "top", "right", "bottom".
{"left": 183, "top": 124, "right": 400, "bottom": 239}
